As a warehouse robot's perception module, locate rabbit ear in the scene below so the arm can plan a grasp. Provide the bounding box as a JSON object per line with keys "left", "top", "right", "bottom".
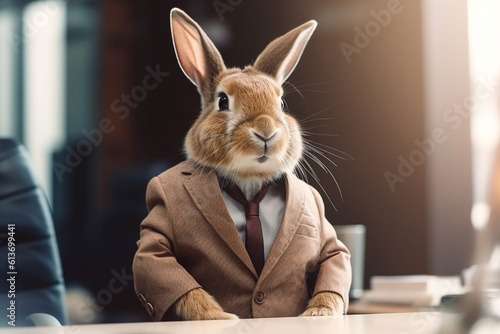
{"left": 170, "top": 8, "right": 225, "bottom": 96}
{"left": 254, "top": 20, "right": 317, "bottom": 85}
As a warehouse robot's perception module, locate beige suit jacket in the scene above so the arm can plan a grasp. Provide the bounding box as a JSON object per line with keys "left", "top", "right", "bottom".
{"left": 133, "top": 161, "right": 351, "bottom": 320}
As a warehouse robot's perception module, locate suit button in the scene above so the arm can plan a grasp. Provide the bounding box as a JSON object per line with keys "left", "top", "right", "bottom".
{"left": 145, "top": 302, "right": 155, "bottom": 316}
{"left": 254, "top": 291, "right": 266, "bottom": 304}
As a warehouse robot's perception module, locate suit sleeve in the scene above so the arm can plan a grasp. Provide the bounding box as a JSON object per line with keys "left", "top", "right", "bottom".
{"left": 310, "top": 186, "right": 352, "bottom": 314}
{"left": 132, "top": 177, "right": 201, "bottom": 321}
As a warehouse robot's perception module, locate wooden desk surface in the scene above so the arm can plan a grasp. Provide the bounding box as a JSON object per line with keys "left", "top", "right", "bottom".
{"left": 3, "top": 312, "right": 449, "bottom": 334}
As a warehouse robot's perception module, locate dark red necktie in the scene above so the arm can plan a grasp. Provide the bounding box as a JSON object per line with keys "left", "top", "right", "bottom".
{"left": 224, "top": 183, "right": 269, "bottom": 276}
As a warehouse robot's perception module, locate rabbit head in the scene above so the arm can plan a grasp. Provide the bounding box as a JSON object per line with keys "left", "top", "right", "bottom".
{"left": 170, "top": 8, "right": 317, "bottom": 190}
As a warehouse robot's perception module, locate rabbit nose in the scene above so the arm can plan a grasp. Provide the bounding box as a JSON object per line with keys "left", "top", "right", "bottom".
{"left": 253, "top": 115, "right": 277, "bottom": 140}
{"left": 253, "top": 132, "right": 277, "bottom": 143}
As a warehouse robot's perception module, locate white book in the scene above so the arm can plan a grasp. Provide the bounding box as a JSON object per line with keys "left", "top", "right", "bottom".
{"left": 361, "top": 290, "right": 441, "bottom": 307}
{"left": 370, "top": 275, "right": 462, "bottom": 293}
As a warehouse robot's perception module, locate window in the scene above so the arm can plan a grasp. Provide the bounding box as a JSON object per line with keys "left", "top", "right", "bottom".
{"left": 0, "top": 1, "right": 66, "bottom": 204}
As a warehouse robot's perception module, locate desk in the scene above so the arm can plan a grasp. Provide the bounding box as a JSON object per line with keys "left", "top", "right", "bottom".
{"left": 348, "top": 301, "right": 434, "bottom": 314}
{"left": 3, "top": 312, "right": 448, "bottom": 334}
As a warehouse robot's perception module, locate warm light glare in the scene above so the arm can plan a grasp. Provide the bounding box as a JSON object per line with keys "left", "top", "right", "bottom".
{"left": 471, "top": 201, "right": 491, "bottom": 231}
{"left": 489, "top": 244, "right": 500, "bottom": 269}
{"left": 468, "top": 1, "right": 500, "bottom": 78}
{"left": 468, "top": 0, "right": 500, "bottom": 209}
{"left": 0, "top": 9, "right": 15, "bottom": 137}
{"left": 23, "top": 1, "right": 66, "bottom": 204}
{"left": 471, "top": 109, "right": 500, "bottom": 149}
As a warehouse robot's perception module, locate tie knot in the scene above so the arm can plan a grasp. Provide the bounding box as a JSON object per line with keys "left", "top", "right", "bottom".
{"left": 223, "top": 183, "right": 269, "bottom": 220}
{"left": 246, "top": 202, "right": 260, "bottom": 217}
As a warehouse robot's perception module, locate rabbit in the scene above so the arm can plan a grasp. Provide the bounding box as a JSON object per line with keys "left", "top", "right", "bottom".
{"left": 132, "top": 7, "right": 351, "bottom": 321}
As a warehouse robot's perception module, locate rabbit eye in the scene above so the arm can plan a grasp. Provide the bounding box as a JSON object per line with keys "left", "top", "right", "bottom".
{"left": 217, "top": 92, "right": 229, "bottom": 111}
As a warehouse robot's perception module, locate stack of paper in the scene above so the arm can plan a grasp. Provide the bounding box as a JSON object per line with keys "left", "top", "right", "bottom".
{"left": 361, "top": 275, "right": 463, "bottom": 306}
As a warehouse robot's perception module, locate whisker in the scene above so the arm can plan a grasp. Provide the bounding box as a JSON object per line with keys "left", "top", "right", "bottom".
{"left": 283, "top": 81, "right": 306, "bottom": 102}
{"left": 298, "top": 106, "right": 336, "bottom": 123}
{"left": 301, "top": 157, "right": 319, "bottom": 185}
{"left": 302, "top": 130, "right": 339, "bottom": 137}
{"left": 305, "top": 145, "right": 338, "bottom": 168}
{"left": 295, "top": 160, "right": 308, "bottom": 183}
{"left": 305, "top": 150, "right": 344, "bottom": 204}
{"left": 299, "top": 117, "right": 333, "bottom": 125}
{"left": 285, "top": 81, "right": 333, "bottom": 89}
{"left": 307, "top": 140, "right": 354, "bottom": 161}
{"left": 301, "top": 156, "right": 338, "bottom": 211}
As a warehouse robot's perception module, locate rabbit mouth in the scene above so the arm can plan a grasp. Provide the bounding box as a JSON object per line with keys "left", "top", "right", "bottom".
{"left": 257, "top": 155, "right": 269, "bottom": 164}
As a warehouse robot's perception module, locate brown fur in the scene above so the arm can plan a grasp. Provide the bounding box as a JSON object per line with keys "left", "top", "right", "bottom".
{"left": 300, "top": 292, "right": 345, "bottom": 316}
{"left": 170, "top": 8, "right": 315, "bottom": 189}
{"left": 185, "top": 71, "right": 301, "bottom": 185}
{"left": 170, "top": 8, "right": 343, "bottom": 320}
{"left": 175, "top": 289, "right": 238, "bottom": 320}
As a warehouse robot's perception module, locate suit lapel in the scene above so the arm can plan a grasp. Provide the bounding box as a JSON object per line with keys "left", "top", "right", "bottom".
{"left": 181, "top": 162, "right": 257, "bottom": 276}
{"left": 259, "top": 172, "right": 305, "bottom": 280}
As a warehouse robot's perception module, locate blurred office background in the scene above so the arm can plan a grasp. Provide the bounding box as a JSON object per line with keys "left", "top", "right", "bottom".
{"left": 1, "top": 0, "right": 499, "bottom": 324}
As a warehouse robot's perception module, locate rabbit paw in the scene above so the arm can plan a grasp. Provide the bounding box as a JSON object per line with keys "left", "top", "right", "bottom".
{"left": 301, "top": 306, "right": 334, "bottom": 317}
{"left": 300, "top": 291, "right": 345, "bottom": 317}
{"left": 175, "top": 288, "right": 239, "bottom": 320}
{"left": 203, "top": 310, "right": 239, "bottom": 321}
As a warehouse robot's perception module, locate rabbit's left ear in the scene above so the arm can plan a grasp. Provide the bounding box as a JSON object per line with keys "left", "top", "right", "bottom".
{"left": 254, "top": 20, "right": 317, "bottom": 85}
